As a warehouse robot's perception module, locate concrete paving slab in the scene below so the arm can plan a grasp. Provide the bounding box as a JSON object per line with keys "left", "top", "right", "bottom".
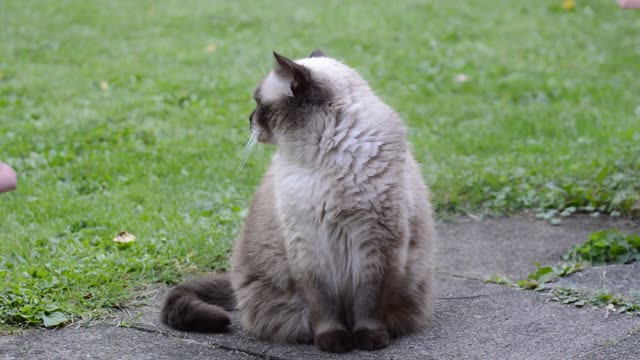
{"left": 0, "top": 325, "right": 257, "bottom": 360}
{"left": 553, "top": 262, "right": 640, "bottom": 298}
{"left": 577, "top": 332, "right": 640, "bottom": 360}
{"left": 123, "top": 275, "right": 639, "bottom": 360}
{"left": 435, "top": 215, "right": 639, "bottom": 280}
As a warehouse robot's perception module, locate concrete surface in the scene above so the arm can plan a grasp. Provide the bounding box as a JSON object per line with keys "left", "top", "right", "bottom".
{"left": 1, "top": 215, "right": 639, "bottom": 360}
{"left": 553, "top": 262, "right": 640, "bottom": 299}
{"left": 0, "top": 325, "right": 257, "bottom": 360}
{"left": 577, "top": 332, "right": 640, "bottom": 360}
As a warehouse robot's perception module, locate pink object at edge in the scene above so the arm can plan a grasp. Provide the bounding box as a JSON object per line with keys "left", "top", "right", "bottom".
{"left": 619, "top": 0, "right": 640, "bottom": 9}
{"left": 0, "top": 162, "right": 17, "bottom": 193}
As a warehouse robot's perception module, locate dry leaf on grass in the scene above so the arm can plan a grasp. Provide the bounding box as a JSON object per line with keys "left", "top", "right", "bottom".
{"left": 204, "top": 43, "right": 217, "bottom": 53}
{"left": 562, "top": 0, "right": 576, "bottom": 11}
{"left": 113, "top": 231, "right": 136, "bottom": 244}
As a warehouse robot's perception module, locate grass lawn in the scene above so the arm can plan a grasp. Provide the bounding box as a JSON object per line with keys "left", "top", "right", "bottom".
{"left": 1, "top": 0, "right": 639, "bottom": 330}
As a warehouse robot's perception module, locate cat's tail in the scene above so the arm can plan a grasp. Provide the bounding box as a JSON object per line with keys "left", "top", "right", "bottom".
{"left": 160, "top": 273, "right": 236, "bottom": 332}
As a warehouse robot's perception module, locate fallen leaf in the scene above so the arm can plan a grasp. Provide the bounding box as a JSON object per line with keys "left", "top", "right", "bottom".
{"left": 562, "top": 0, "right": 576, "bottom": 11}
{"left": 114, "top": 231, "right": 136, "bottom": 244}
{"left": 605, "top": 303, "right": 615, "bottom": 318}
{"left": 204, "top": 43, "right": 217, "bottom": 53}
{"left": 454, "top": 73, "right": 470, "bottom": 84}
{"left": 99, "top": 81, "right": 109, "bottom": 91}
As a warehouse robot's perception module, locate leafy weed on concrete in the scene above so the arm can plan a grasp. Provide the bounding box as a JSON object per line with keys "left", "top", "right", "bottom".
{"left": 487, "top": 230, "right": 640, "bottom": 313}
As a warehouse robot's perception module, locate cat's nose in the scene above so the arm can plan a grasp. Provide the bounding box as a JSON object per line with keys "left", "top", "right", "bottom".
{"left": 249, "top": 109, "right": 256, "bottom": 122}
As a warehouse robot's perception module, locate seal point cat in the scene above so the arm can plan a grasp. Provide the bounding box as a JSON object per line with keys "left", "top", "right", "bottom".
{"left": 162, "top": 50, "right": 435, "bottom": 353}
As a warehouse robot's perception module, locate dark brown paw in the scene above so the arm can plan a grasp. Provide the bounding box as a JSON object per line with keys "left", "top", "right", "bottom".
{"left": 353, "top": 329, "right": 389, "bottom": 351}
{"left": 315, "top": 330, "right": 354, "bottom": 353}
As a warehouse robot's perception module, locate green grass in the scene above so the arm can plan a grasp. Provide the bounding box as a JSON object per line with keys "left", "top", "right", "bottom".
{"left": 1, "top": 0, "right": 639, "bottom": 330}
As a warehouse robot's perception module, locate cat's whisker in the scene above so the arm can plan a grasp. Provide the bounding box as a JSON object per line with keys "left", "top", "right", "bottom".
{"left": 240, "top": 61, "right": 259, "bottom": 82}
{"left": 252, "top": 61, "right": 267, "bottom": 77}
{"left": 235, "top": 132, "right": 258, "bottom": 175}
{"left": 240, "top": 133, "right": 252, "bottom": 147}
{"left": 238, "top": 146, "right": 250, "bottom": 170}
{"left": 257, "top": 142, "right": 264, "bottom": 160}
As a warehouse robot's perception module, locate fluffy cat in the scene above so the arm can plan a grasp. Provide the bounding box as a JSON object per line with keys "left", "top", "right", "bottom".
{"left": 161, "top": 50, "right": 435, "bottom": 353}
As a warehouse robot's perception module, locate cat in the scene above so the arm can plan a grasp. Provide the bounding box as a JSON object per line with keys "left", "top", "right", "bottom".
{"left": 161, "top": 50, "right": 435, "bottom": 353}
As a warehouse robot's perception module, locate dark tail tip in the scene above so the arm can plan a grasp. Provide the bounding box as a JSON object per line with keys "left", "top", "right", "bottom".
{"left": 161, "top": 275, "right": 235, "bottom": 333}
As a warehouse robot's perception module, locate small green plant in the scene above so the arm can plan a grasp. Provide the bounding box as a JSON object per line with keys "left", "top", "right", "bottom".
{"left": 487, "top": 230, "right": 639, "bottom": 291}
{"left": 550, "top": 288, "right": 640, "bottom": 315}
{"left": 517, "top": 263, "right": 556, "bottom": 290}
{"left": 486, "top": 260, "right": 585, "bottom": 290}
{"left": 487, "top": 229, "right": 640, "bottom": 315}
{"left": 548, "top": 288, "right": 588, "bottom": 307}
{"left": 0, "top": 284, "right": 68, "bottom": 328}
{"left": 485, "top": 275, "right": 517, "bottom": 287}
{"left": 563, "top": 230, "right": 640, "bottom": 266}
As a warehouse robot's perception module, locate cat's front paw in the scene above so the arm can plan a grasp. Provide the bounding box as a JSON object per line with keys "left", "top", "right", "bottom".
{"left": 315, "top": 330, "right": 354, "bottom": 353}
{"left": 353, "top": 328, "right": 389, "bottom": 351}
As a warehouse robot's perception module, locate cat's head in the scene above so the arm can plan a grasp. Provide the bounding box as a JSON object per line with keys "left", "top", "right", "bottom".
{"left": 249, "top": 50, "right": 359, "bottom": 144}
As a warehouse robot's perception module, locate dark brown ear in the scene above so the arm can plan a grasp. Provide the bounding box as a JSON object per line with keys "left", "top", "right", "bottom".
{"left": 273, "top": 51, "right": 310, "bottom": 96}
{"left": 309, "top": 49, "right": 327, "bottom": 58}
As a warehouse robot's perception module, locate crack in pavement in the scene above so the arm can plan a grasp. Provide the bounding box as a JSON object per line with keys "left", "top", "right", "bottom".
{"left": 434, "top": 271, "right": 640, "bottom": 359}
{"left": 436, "top": 271, "right": 485, "bottom": 282}
{"left": 435, "top": 294, "right": 490, "bottom": 300}
{"left": 566, "top": 332, "right": 640, "bottom": 360}
{"left": 118, "top": 324, "right": 286, "bottom": 360}
{"left": 565, "top": 343, "right": 608, "bottom": 360}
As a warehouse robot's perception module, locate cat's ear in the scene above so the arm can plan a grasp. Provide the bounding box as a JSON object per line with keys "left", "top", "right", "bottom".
{"left": 309, "top": 49, "right": 327, "bottom": 58}
{"left": 273, "top": 51, "right": 310, "bottom": 96}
